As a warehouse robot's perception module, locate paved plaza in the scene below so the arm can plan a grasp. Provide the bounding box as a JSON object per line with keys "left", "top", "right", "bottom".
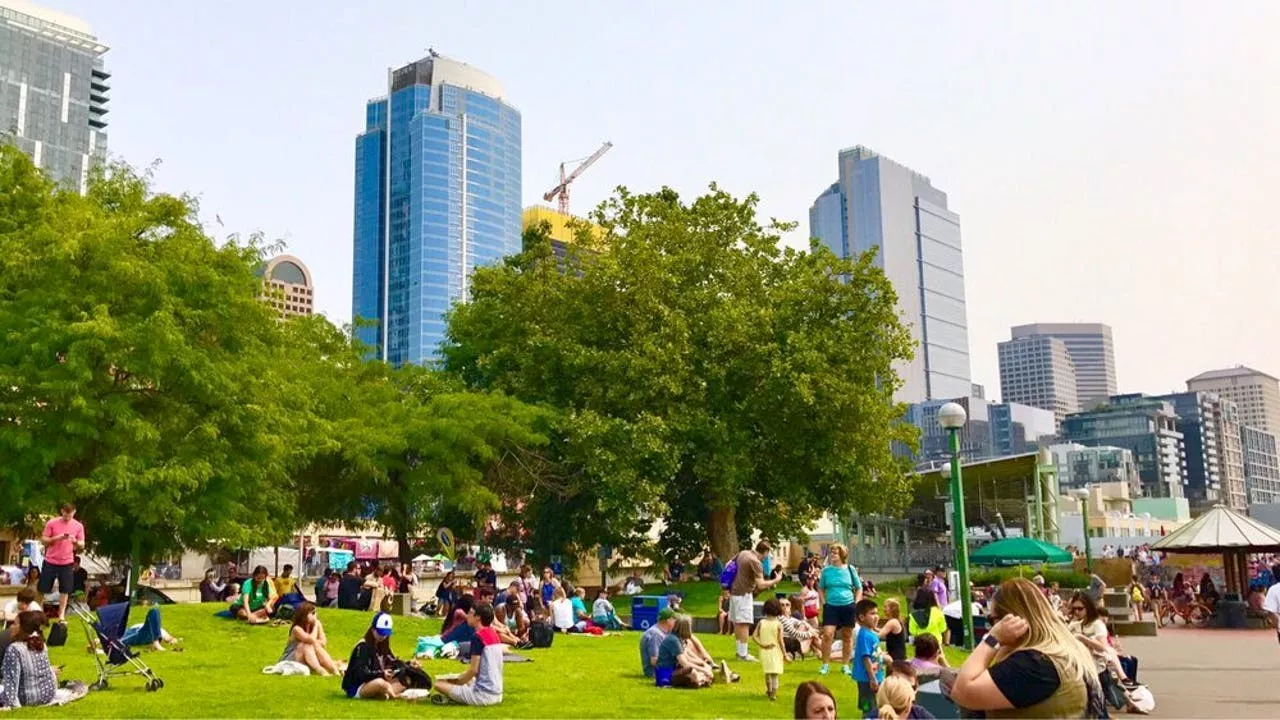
{"left": 1128, "top": 626, "right": 1280, "bottom": 717}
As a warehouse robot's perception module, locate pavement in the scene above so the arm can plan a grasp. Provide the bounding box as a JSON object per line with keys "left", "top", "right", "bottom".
{"left": 1126, "top": 626, "right": 1280, "bottom": 717}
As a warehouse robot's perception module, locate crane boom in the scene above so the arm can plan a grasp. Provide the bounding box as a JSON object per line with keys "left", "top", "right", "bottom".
{"left": 543, "top": 141, "right": 613, "bottom": 215}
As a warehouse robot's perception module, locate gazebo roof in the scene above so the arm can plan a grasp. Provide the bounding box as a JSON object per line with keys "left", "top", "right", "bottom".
{"left": 1151, "top": 505, "right": 1280, "bottom": 553}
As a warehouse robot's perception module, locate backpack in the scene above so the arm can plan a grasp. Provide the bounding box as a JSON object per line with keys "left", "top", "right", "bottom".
{"left": 719, "top": 559, "right": 738, "bottom": 590}
{"left": 47, "top": 621, "right": 68, "bottom": 647}
{"left": 529, "top": 620, "right": 555, "bottom": 648}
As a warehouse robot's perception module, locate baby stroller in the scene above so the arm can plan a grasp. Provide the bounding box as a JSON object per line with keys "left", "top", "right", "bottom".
{"left": 68, "top": 600, "right": 165, "bottom": 692}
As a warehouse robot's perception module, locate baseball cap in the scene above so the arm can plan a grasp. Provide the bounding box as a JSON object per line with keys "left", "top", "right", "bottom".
{"left": 658, "top": 607, "right": 677, "bottom": 621}
{"left": 372, "top": 613, "right": 393, "bottom": 637}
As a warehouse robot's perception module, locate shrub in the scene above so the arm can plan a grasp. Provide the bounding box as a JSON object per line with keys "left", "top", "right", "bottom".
{"left": 969, "top": 566, "right": 1090, "bottom": 589}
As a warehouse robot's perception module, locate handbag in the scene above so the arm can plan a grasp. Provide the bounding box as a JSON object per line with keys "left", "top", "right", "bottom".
{"left": 47, "top": 621, "right": 68, "bottom": 647}
{"left": 393, "top": 660, "right": 432, "bottom": 690}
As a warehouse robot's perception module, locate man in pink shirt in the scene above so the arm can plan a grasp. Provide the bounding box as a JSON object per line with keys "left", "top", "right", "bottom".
{"left": 40, "top": 503, "right": 86, "bottom": 621}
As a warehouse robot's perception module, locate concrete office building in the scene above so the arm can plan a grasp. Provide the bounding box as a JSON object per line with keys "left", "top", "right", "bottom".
{"left": 1213, "top": 398, "right": 1248, "bottom": 511}
{"left": 905, "top": 397, "right": 1053, "bottom": 465}
{"left": 1241, "top": 425, "right": 1280, "bottom": 504}
{"left": 1010, "top": 323, "right": 1117, "bottom": 409}
{"left": 809, "top": 146, "right": 970, "bottom": 403}
{"left": 351, "top": 52, "right": 521, "bottom": 365}
{"left": 1060, "top": 394, "right": 1186, "bottom": 499}
{"left": 0, "top": 0, "right": 109, "bottom": 191}
{"left": 257, "top": 255, "right": 314, "bottom": 319}
{"left": 997, "top": 334, "right": 1079, "bottom": 424}
{"left": 1186, "top": 366, "right": 1280, "bottom": 436}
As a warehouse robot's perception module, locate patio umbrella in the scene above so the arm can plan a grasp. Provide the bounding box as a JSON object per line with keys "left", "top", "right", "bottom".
{"left": 969, "top": 537, "right": 1073, "bottom": 567}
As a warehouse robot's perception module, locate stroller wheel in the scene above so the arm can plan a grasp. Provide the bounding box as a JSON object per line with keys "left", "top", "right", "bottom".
{"left": 146, "top": 678, "right": 162, "bottom": 692}
{"left": 91, "top": 679, "right": 108, "bottom": 691}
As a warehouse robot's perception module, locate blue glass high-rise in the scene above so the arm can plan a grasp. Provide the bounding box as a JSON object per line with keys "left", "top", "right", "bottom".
{"left": 352, "top": 53, "right": 521, "bottom": 365}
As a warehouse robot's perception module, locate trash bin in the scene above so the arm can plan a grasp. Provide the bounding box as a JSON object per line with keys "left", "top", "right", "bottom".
{"left": 1220, "top": 599, "right": 1247, "bottom": 629}
{"left": 631, "top": 595, "right": 670, "bottom": 631}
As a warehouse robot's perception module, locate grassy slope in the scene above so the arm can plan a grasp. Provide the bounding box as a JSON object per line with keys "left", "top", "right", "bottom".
{"left": 32, "top": 584, "right": 965, "bottom": 718}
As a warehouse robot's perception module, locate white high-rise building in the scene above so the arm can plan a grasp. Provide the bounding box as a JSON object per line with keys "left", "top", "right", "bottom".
{"left": 1010, "top": 323, "right": 1117, "bottom": 410}
{"left": 997, "top": 334, "right": 1079, "bottom": 424}
{"left": 1186, "top": 366, "right": 1280, "bottom": 437}
{"left": 809, "top": 146, "right": 969, "bottom": 403}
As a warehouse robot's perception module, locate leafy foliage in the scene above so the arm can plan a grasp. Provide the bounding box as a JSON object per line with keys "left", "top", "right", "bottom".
{"left": 443, "top": 185, "right": 918, "bottom": 561}
{"left": 0, "top": 147, "right": 301, "bottom": 563}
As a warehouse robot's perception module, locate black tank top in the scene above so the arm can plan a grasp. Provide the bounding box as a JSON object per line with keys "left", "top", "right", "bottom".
{"left": 884, "top": 623, "right": 907, "bottom": 662}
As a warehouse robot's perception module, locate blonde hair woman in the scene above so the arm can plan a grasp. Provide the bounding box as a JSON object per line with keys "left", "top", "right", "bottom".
{"left": 817, "top": 543, "right": 863, "bottom": 677}
{"left": 874, "top": 675, "right": 916, "bottom": 720}
{"left": 951, "top": 578, "right": 1102, "bottom": 718}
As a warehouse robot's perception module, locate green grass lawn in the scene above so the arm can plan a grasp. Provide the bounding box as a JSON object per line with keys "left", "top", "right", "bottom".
{"left": 29, "top": 584, "right": 965, "bottom": 718}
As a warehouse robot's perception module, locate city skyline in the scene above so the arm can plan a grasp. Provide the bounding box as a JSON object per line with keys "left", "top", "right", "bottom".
{"left": 24, "top": 1, "right": 1280, "bottom": 393}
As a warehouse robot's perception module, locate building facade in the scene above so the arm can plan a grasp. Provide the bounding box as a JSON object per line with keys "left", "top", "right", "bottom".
{"left": 990, "top": 402, "right": 1056, "bottom": 457}
{"left": 1155, "top": 392, "right": 1224, "bottom": 511}
{"left": 0, "top": 0, "right": 109, "bottom": 191}
{"left": 257, "top": 255, "right": 314, "bottom": 318}
{"left": 1241, "top": 425, "right": 1280, "bottom": 504}
{"left": 905, "top": 397, "right": 1053, "bottom": 465}
{"left": 809, "top": 146, "right": 970, "bottom": 403}
{"left": 351, "top": 52, "right": 521, "bottom": 365}
{"left": 1186, "top": 366, "right": 1280, "bottom": 436}
{"left": 1009, "top": 323, "right": 1117, "bottom": 409}
{"left": 1049, "top": 443, "right": 1140, "bottom": 494}
{"left": 1060, "top": 394, "right": 1186, "bottom": 499}
{"left": 997, "top": 334, "right": 1079, "bottom": 424}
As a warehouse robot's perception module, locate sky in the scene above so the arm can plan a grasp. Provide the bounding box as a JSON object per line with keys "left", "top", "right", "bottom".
{"left": 46, "top": 0, "right": 1280, "bottom": 398}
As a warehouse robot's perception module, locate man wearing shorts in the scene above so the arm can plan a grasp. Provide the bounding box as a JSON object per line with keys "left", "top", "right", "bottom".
{"left": 730, "top": 540, "right": 780, "bottom": 662}
{"left": 40, "top": 504, "right": 85, "bottom": 622}
{"left": 433, "top": 603, "right": 503, "bottom": 707}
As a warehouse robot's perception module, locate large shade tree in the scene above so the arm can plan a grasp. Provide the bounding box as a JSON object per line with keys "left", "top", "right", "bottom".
{"left": 0, "top": 147, "right": 305, "bottom": 573}
{"left": 443, "top": 185, "right": 918, "bottom": 562}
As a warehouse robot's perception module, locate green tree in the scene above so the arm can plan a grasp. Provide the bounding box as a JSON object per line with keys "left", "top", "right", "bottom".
{"left": 0, "top": 147, "right": 306, "bottom": 576}
{"left": 444, "top": 185, "right": 918, "bottom": 562}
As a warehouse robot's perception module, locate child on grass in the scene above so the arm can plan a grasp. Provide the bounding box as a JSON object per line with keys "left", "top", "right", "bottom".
{"left": 751, "top": 598, "right": 787, "bottom": 701}
{"left": 851, "top": 598, "right": 883, "bottom": 715}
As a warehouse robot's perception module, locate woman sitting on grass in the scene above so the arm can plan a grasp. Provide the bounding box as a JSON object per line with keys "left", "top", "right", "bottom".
{"left": 498, "top": 596, "right": 530, "bottom": 643}
{"left": 230, "top": 566, "right": 277, "bottom": 625}
{"left": 281, "top": 602, "right": 340, "bottom": 676}
{"left": 342, "top": 614, "right": 404, "bottom": 700}
{"left": 909, "top": 632, "right": 948, "bottom": 671}
{"left": 1, "top": 611, "right": 56, "bottom": 709}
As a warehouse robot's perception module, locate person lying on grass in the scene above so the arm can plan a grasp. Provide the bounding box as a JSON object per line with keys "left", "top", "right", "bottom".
{"left": 432, "top": 603, "right": 504, "bottom": 707}
{"left": 281, "top": 603, "right": 340, "bottom": 676}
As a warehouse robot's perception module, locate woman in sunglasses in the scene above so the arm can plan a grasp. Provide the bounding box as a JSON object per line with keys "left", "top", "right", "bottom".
{"left": 950, "top": 578, "right": 1104, "bottom": 718}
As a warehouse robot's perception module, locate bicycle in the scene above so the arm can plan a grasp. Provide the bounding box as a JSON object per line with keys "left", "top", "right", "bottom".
{"left": 1155, "top": 597, "right": 1212, "bottom": 627}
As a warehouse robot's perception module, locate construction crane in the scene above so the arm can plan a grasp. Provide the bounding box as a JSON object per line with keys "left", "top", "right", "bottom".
{"left": 543, "top": 141, "right": 613, "bottom": 215}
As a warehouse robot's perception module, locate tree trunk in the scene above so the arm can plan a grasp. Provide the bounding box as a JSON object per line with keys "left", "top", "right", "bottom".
{"left": 708, "top": 506, "right": 739, "bottom": 565}
{"left": 128, "top": 532, "right": 142, "bottom": 597}
{"left": 396, "top": 524, "right": 412, "bottom": 566}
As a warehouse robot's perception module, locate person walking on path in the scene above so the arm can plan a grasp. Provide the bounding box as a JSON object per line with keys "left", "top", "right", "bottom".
{"left": 730, "top": 541, "right": 781, "bottom": 662}
{"left": 39, "top": 504, "right": 84, "bottom": 622}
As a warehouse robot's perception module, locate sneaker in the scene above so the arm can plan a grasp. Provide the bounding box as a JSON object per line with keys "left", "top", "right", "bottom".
{"left": 819, "top": 663, "right": 830, "bottom": 675}
{"left": 429, "top": 694, "right": 448, "bottom": 706}
{"left": 736, "top": 653, "right": 757, "bottom": 662}
{"left": 840, "top": 664, "right": 851, "bottom": 677}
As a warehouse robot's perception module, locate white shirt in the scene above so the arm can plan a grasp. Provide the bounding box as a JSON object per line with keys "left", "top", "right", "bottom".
{"left": 2, "top": 599, "right": 40, "bottom": 620}
{"left": 942, "top": 600, "right": 985, "bottom": 619}
{"left": 551, "top": 598, "right": 575, "bottom": 630}
{"left": 1263, "top": 583, "right": 1280, "bottom": 620}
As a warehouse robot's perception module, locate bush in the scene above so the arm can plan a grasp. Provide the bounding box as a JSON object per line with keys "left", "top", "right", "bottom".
{"left": 969, "top": 566, "right": 1090, "bottom": 589}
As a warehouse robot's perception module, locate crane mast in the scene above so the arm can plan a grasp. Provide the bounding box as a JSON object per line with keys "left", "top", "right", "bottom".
{"left": 543, "top": 141, "right": 613, "bottom": 215}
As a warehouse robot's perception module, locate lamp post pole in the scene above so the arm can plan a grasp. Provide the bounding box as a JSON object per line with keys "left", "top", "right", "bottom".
{"left": 1077, "top": 487, "right": 1093, "bottom": 575}
{"left": 939, "top": 402, "right": 975, "bottom": 651}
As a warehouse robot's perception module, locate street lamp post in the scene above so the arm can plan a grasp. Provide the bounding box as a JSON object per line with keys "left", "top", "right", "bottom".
{"left": 938, "top": 402, "right": 975, "bottom": 651}
{"left": 1073, "top": 487, "right": 1093, "bottom": 575}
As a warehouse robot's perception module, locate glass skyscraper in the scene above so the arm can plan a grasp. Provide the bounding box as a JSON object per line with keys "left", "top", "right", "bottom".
{"left": 0, "top": 0, "right": 109, "bottom": 191}
{"left": 809, "top": 146, "right": 970, "bottom": 402}
{"left": 352, "top": 52, "right": 521, "bottom": 365}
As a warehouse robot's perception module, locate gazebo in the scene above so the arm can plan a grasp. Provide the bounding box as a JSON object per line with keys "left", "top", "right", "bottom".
{"left": 1150, "top": 504, "right": 1280, "bottom": 599}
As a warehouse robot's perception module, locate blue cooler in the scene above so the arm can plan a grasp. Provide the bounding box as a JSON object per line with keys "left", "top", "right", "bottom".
{"left": 655, "top": 666, "right": 674, "bottom": 687}
{"left": 631, "top": 595, "right": 670, "bottom": 630}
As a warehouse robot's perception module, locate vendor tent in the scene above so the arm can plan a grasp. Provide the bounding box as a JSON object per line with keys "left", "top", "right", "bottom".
{"left": 969, "top": 537, "right": 1073, "bottom": 567}
{"left": 1151, "top": 505, "right": 1280, "bottom": 597}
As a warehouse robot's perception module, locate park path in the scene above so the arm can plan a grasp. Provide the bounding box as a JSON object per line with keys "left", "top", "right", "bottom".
{"left": 1125, "top": 626, "right": 1280, "bottom": 717}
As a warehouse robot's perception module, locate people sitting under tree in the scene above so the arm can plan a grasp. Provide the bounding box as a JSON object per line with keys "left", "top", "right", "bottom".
{"left": 497, "top": 596, "right": 530, "bottom": 644}
{"left": 342, "top": 613, "right": 403, "bottom": 699}
{"left": 121, "top": 604, "right": 181, "bottom": 651}
{"left": 337, "top": 562, "right": 365, "bottom": 610}
{"left": 434, "top": 571, "right": 458, "bottom": 618}
{"left": 281, "top": 602, "right": 340, "bottom": 676}
{"left": 909, "top": 632, "right": 948, "bottom": 671}
{"left": 199, "top": 569, "right": 229, "bottom": 603}
{"left": 1, "top": 611, "right": 56, "bottom": 709}
{"left": 3, "top": 590, "right": 41, "bottom": 626}
{"left": 664, "top": 557, "right": 686, "bottom": 584}
{"left": 230, "top": 565, "right": 277, "bottom": 625}
{"left": 639, "top": 607, "right": 676, "bottom": 679}
{"left": 779, "top": 596, "right": 820, "bottom": 659}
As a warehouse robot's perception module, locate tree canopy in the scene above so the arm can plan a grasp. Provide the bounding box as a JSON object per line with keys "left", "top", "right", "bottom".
{"left": 443, "top": 185, "right": 918, "bottom": 562}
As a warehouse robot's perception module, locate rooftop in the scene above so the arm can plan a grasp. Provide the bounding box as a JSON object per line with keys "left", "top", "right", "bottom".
{"left": 1187, "top": 366, "right": 1279, "bottom": 383}
{"left": 0, "top": 0, "right": 105, "bottom": 52}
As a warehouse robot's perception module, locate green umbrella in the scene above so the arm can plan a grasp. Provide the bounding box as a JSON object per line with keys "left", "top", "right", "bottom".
{"left": 969, "top": 537, "right": 1073, "bottom": 567}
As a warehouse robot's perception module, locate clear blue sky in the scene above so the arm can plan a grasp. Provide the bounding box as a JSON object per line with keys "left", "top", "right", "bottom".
{"left": 53, "top": 1, "right": 1280, "bottom": 396}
